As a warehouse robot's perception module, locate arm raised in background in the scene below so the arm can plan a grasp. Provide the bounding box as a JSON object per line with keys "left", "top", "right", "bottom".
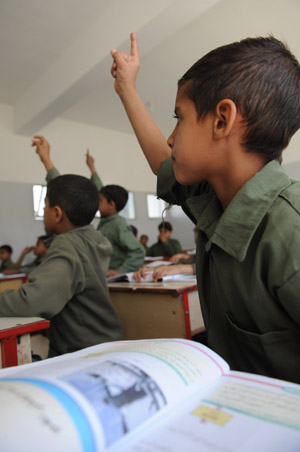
{"left": 31, "top": 135, "right": 55, "bottom": 172}
{"left": 85, "top": 149, "right": 103, "bottom": 190}
{"left": 110, "top": 32, "right": 171, "bottom": 175}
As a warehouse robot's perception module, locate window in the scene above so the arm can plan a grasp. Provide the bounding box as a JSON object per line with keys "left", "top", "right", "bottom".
{"left": 33, "top": 185, "right": 136, "bottom": 221}
{"left": 33, "top": 184, "right": 47, "bottom": 220}
{"left": 119, "top": 192, "right": 136, "bottom": 220}
{"left": 146, "top": 194, "right": 166, "bottom": 218}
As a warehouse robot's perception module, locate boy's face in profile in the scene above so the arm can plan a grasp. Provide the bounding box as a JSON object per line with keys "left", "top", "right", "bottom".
{"left": 34, "top": 239, "right": 47, "bottom": 258}
{"left": 0, "top": 249, "right": 11, "bottom": 262}
{"left": 168, "top": 87, "right": 215, "bottom": 186}
{"left": 44, "top": 197, "right": 58, "bottom": 234}
{"left": 99, "top": 192, "right": 115, "bottom": 217}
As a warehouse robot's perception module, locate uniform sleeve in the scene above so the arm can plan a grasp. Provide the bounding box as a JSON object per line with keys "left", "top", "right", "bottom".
{"left": 46, "top": 167, "right": 60, "bottom": 183}
{"left": 0, "top": 247, "right": 85, "bottom": 319}
{"left": 91, "top": 172, "right": 103, "bottom": 191}
{"left": 115, "top": 226, "right": 145, "bottom": 273}
{"left": 157, "top": 157, "right": 181, "bottom": 205}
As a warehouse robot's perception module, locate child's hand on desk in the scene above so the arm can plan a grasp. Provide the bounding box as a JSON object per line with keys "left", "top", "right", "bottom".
{"left": 169, "top": 253, "right": 190, "bottom": 264}
{"left": 106, "top": 269, "right": 120, "bottom": 278}
{"left": 133, "top": 266, "right": 152, "bottom": 282}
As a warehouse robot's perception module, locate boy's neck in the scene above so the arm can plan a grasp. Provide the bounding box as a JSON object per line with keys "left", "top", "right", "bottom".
{"left": 102, "top": 211, "right": 118, "bottom": 218}
{"left": 212, "top": 151, "right": 266, "bottom": 210}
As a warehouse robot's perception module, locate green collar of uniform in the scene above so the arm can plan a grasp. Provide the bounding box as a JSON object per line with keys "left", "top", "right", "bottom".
{"left": 99, "top": 213, "right": 120, "bottom": 224}
{"left": 186, "top": 160, "right": 291, "bottom": 262}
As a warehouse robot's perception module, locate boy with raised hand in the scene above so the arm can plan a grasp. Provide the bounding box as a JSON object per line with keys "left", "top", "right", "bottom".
{"left": 85, "top": 148, "right": 145, "bottom": 277}
{"left": 33, "top": 136, "right": 145, "bottom": 278}
{"left": 111, "top": 33, "right": 300, "bottom": 383}
{"left": 0, "top": 172, "right": 122, "bottom": 357}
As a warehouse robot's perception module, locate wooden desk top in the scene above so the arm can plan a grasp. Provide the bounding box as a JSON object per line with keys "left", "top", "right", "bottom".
{"left": 0, "top": 317, "right": 50, "bottom": 339}
{"left": 107, "top": 281, "right": 198, "bottom": 295}
{"left": 0, "top": 273, "right": 27, "bottom": 281}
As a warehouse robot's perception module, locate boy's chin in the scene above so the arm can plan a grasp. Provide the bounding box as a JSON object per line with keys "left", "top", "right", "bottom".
{"left": 174, "top": 169, "right": 193, "bottom": 186}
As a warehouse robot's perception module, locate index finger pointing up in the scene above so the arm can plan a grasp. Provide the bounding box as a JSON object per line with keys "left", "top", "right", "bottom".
{"left": 130, "top": 32, "right": 138, "bottom": 57}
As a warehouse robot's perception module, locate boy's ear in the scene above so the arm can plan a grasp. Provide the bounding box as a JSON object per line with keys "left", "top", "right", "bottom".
{"left": 109, "top": 199, "right": 117, "bottom": 211}
{"left": 53, "top": 205, "right": 64, "bottom": 223}
{"left": 213, "top": 99, "right": 237, "bottom": 139}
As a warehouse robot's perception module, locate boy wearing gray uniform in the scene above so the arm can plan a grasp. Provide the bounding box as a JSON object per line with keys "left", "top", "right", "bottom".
{"left": 0, "top": 172, "right": 122, "bottom": 357}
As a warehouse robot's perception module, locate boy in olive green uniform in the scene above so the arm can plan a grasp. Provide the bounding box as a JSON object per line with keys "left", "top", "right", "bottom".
{"left": 86, "top": 150, "right": 145, "bottom": 277}
{"left": 3, "top": 235, "right": 53, "bottom": 275}
{"left": 146, "top": 221, "right": 182, "bottom": 257}
{"left": 110, "top": 33, "right": 300, "bottom": 383}
{"left": 0, "top": 245, "right": 15, "bottom": 271}
{"left": 0, "top": 171, "right": 122, "bottom": 357}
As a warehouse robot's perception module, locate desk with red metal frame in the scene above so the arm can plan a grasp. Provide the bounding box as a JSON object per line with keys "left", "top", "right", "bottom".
{"left": 108, "top": 281, "right": 205, "bottom": 340}
{"left": 0, "top": 274, "right": 27, "bottom": 292}
{"left": 0, "top": 317, "right": 50, "bottom": 368}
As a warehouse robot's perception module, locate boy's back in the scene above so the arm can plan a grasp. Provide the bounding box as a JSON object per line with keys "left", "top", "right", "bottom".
{"left": 44, "top": 225, "right": 122, "bottom": 356}
{"left": 0, "top": 224, "right": 123, "bottom": 357}
{"left": 0, "top": 172, "right": 123, "bottom": 356}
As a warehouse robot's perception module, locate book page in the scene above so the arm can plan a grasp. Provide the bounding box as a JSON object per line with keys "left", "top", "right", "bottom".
{"left": 0, "top": 338, "right": 229, "bottom": 451}
{"left": 120, "top": 370, "right": 300, "bottom": 452}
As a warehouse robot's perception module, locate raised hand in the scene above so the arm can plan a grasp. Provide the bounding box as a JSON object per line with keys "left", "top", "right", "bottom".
{"left": 110, "top": 32, "right": 140, "bottom": 95}
{"left": 86, "top": 149, "right": 96, "bottom": 173}
{"left": 31, "top": 135, "right": 54, "bottom": 171}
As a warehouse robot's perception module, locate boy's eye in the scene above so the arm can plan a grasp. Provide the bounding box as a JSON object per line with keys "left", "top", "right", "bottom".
{"left": 173, "top": 114, "right": 180, "bottom": 120}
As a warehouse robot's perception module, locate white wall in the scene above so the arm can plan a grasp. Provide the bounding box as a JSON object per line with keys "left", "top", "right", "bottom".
{"left": 0, "top": 102, "right": 157, "bottom": 191}
{"left": 0, "top": 102, "right": 196, "bottom": 260}
{"left": 1, "top": 101, "right": 300, "bottom": 262}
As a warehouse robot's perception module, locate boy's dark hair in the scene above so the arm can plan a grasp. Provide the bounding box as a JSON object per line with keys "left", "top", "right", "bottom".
{"left": 47, "top": 174, "right": 99, "bottom": 226}
{"left": 0, "top": 245, "right": 12, "bottom": 254}
{"left": 100, "top": 185, "right": 128, "bottom": 212}
{"left": 37, "top": 235, "right": 53, "bottom": 248}
{"left": 158, "top": 221, "right": 172, "bottom": 231}
{"left": 178, "top": 36, "right": 300, "bottom": 162}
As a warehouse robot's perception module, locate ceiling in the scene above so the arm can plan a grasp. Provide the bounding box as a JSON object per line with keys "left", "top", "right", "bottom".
{"left": 1, "top": 0, "right": 300, "bottom": 139}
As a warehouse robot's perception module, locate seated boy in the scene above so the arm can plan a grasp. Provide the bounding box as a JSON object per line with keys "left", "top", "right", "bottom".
{"left": 85, "top": 150, "right": 145, "bottom": 276}
{"left": 110, "top": 33, "right": 300, "bottom": 383}
{"left": 146, "top": 221, "right": 182, "bottom": 257}
{"left": 0, "top": 245, "right": 15, "bottom": 272}
{"left": 139, "top": 234, "right": 149, "bottom": 251}
{"left": 0, "top": 173, "right": 123, "bottom": 357}
{"left": 3, "top": 235, "right": 53, "bottom": 275}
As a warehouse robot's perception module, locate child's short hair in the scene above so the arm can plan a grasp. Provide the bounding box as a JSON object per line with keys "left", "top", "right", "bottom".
{"left": 100, "top": 185, "right": 128, "bottom": 212}
{"left": 158, "top": 221, "right": 172, "bottom": 231}
{"left": 37, "top": 235, "right": 53, "bottom": 248}
{"left": 47, "top": 174, "right": 99, "bottom": 226}
{"left": 0, "top": 245, "right": 12, "bottom": 254}
{"left": 178, "top": 36, "right": 300, "bottom": 162}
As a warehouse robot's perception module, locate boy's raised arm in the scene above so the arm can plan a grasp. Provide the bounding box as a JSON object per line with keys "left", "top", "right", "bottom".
{"left": 110, "top": 32, "right": 171, "bottom": 175}
{"left": 32, "top": 135, "right": 55, "bottom": 172}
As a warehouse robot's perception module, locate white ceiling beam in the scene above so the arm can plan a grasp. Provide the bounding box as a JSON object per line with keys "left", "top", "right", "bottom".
{"left": 14, "top": 0, "right": 219, "bottom": 135}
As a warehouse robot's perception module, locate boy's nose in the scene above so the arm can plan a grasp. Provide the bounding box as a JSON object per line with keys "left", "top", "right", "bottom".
{"left": 167, "top": 131, "right": 175, "bottom": 149}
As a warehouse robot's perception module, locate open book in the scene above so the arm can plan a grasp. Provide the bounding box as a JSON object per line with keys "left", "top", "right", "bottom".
{"left": 1, "top": 338, "right": 300, "bottom": 452}
{"left": 106, "top": 271, "right": 196, "bottom": 283}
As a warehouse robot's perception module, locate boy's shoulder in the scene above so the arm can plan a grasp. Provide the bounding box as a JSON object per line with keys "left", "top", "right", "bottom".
{"left": 50, "top": 225, "right": 110, "bottom": 251}
{"left": 278, "top": 180, "right": 300, "bottom": 215}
